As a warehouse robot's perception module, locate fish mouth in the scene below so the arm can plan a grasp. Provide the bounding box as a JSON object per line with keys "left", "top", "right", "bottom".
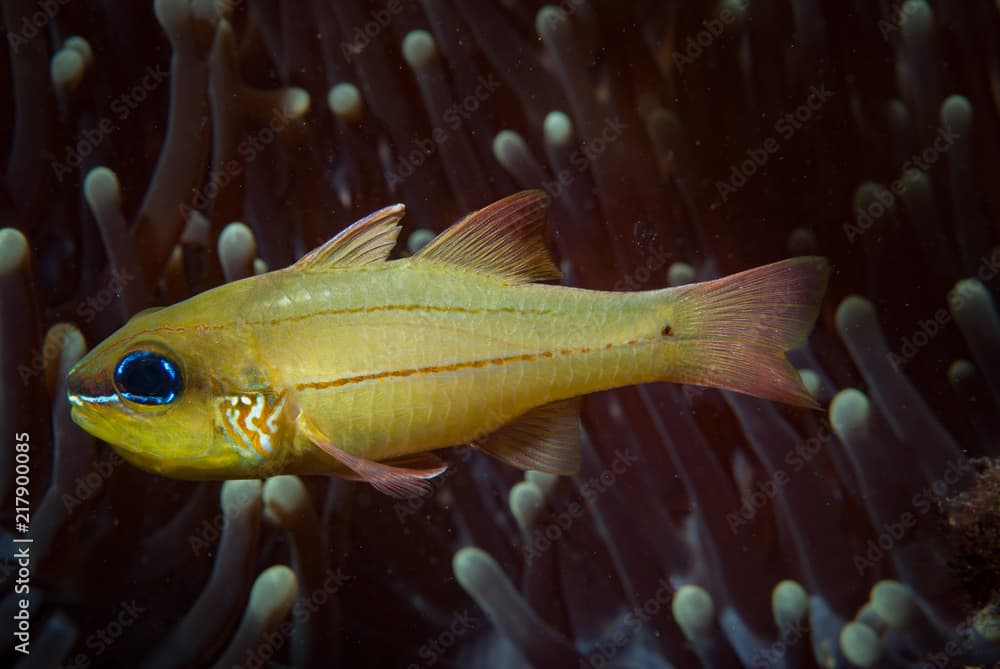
{"left": 67, "top": 401, "right": 108, "bottom": 441}
{"left": 67, "top": 401, "right": 156, "bottom": 464}
{"left": 66, "top": 367, "right": 123, "bottom": 445}
{"left": 67, "top": 390, "right": 121, "bottom": 407}
{"left": 66, "top": 359, "right": 119, "bottom": 408}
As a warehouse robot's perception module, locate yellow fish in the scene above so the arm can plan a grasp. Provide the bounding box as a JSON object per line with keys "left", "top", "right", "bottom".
{"left": 67, "top": 191, "right": 829, "bottom": 497}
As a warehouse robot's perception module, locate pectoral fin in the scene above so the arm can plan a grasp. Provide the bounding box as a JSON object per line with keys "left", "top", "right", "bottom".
{"left": 297, "top": 414, "right": 447, "bottom": 498}
{"left": 472, "top": 398, "right": 583, "bottom": 475}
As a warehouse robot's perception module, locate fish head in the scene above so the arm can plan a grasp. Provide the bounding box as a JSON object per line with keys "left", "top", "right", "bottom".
{"left": 66, "top": 304, "right": 250, "bottom": 478}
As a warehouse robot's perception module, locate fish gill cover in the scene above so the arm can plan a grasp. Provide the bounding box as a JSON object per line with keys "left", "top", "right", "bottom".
{"left": 1, "top": 0, "right": 999, "bottom": 668}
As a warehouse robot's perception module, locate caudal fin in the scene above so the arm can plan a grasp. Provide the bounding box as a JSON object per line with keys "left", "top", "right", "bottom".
{"left": 666, "top": 256, "right": 830, "bottom": 408}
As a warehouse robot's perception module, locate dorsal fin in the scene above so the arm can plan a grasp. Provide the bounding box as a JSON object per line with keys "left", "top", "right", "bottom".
{"left": 472, "top": 397, "right": 583, "bottom": 474}
{"left": 291, "top": 204, "right": 405, "bottom": 270}
{"left": 414, "top": 190, "right": 562, "bottom": 284}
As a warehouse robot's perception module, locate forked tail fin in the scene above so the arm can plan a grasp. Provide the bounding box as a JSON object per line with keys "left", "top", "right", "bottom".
{"left": 665, "top": 256, "right": 830, "bottom": 408}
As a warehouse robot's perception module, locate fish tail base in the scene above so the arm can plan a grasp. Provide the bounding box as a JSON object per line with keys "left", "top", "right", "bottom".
{"left": 662, "top": 256, "right": 829, "bottom": 408}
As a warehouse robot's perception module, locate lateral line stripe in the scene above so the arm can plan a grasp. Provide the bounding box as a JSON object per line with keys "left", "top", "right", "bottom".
{"left": 296, "top": 339, "right": 650, "bottom": 391}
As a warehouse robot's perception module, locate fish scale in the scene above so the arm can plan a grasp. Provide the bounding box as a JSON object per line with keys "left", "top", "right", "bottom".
{"left": 67, "top": 191, "right": 829, "bottom": 496}
{"left": 246, "top": 262, "right": 667, "bottom": 461}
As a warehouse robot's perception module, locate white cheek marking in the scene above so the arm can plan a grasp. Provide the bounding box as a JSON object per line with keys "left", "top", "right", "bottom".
{"left": 247, "top": 394, "right": 265, "bottom": 422}
{"left": 219, "top": 402, "right": 252, "bottom": 458}
{"left": 217, "top": 391, "right": 286, "bottom": 460}
{"left": 265, "top": 394, "right": 284, "bottom": 433}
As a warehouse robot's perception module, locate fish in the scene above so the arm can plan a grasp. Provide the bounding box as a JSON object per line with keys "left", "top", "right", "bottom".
{"left": 67, "top": 190, "right": 830, "bottom": 497}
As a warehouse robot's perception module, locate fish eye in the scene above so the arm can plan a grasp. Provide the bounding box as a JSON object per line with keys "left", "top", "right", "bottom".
{"left": 113, "top": 350, "right": 182, "bottom": 405}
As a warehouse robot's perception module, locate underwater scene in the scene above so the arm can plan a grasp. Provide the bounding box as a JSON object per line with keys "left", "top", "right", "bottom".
{"left": 2, "top": 0, "right": 1000, "bottom": 667}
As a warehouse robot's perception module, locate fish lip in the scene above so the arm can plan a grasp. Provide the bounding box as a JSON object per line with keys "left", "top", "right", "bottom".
{"left": 66, "top": 370, "right": 84, "bottom": 403}
{"left": 66, "top": 357, "right": 118, "bottom": 407}
{"left": 66, "top": 374, "right": 85, "bottom": 408}
{"left": 67, "top": 390, "right": 120, "bottom": 405}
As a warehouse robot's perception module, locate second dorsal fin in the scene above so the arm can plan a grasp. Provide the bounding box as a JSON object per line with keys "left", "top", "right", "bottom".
{"left": 291, "top": 204, "right": 405, "bottom": 270}
{"left": 414, "top": 190, "right": 562, "bottom": 284}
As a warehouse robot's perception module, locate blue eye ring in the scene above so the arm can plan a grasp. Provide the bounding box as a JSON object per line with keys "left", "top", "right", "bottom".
{"left": 113, "top": 350, "right": 182, "bottom": 406}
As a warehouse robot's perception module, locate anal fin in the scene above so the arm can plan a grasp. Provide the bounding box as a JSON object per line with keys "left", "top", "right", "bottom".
{"left": 297, "top": 414, "right": 447, "bottom": 498}
{"left": 472, "top": 398, "right": 583, "bottom": 475}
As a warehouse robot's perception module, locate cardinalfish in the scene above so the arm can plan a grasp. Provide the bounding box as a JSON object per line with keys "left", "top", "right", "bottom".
{"left": 67, "top": 191, "right": 829, "bottom": 497}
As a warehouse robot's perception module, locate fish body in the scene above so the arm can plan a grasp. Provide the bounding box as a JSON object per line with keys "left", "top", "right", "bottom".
{"left": 67, "top": 191, "right": 829, "bottom": 496}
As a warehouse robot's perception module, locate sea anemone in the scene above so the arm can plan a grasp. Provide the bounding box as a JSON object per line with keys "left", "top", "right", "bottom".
{"left": 1, "top": 0, "right": 998, "bottom": 667}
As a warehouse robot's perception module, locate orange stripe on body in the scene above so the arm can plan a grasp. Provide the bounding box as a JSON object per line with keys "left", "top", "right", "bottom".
{"left": 260, "top": 304, "right": 553, "bottom": 327}
{"left": 296, "top": 338, "right": 653, "bottom": 391}
{"left": 297, "top": 352, "right": 541, "bottom": 390}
